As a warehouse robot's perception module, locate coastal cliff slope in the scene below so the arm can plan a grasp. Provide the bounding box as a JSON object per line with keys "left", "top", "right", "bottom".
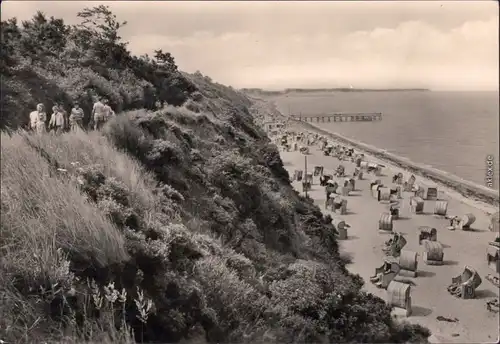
{"left": 0, "top": 7, "right": 430, "bottom": 344}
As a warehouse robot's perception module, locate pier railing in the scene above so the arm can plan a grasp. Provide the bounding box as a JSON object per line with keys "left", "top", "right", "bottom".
{"left": 293, "top": 112, "right": 382, "bottom": 122}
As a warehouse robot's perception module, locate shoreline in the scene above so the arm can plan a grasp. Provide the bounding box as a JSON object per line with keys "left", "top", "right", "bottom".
{"left": 294, "top": 119, "right": 499, "bottom": 210}
{"left": 260, "top": 99, "right": 499, "bottom": 211}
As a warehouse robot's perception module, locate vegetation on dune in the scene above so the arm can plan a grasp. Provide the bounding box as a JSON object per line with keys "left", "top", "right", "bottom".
{"left": 1, "top": 5, "right": 195, "bottom": 130}
{"left": 0, "top": 6, "right": 431, "bottom": 344}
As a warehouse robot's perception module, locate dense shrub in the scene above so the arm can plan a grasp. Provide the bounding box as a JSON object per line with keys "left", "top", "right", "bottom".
{"left": 0, "top": 6, "right": 197, "bottom": 130}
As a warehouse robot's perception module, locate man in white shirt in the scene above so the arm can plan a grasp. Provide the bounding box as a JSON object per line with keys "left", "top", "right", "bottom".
{"left": 92, "top": 96, "right": 106, "bottom": 130}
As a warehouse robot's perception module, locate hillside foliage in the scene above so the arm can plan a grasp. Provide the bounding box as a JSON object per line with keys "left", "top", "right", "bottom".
{"left": 0, "top": 5, "right": 196, "bottom": 130}
{"left": 0, "top": 6, "right": 431, "bottom": 344}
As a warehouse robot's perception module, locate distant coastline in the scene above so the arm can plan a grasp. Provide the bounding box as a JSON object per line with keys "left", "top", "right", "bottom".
{"left": 241, "top": 87, "right": 430, "bottom": 95}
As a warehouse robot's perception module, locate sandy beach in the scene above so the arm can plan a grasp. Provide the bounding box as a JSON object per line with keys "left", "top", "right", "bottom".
{"left": 275, "top": 122, "right": 499, "bottom": 343}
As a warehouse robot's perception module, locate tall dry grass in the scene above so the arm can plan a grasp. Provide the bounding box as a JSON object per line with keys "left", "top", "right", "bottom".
{"left": 21, "top": 129, "right": 164, "bottom": 221}
{"left": 1, "top": 132, "right": 129, "bottom": 277}
{"left": 0, "top": 130, "right": 164, "bottom": 343}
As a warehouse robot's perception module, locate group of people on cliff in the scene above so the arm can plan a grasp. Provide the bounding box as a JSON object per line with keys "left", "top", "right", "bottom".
{"left": 28, "top": 96, "right": 115, "bottom": 134}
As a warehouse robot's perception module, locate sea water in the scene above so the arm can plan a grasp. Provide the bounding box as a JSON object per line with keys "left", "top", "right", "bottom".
{"left": 272, "top": 91, "right": 499, "bottom": 190}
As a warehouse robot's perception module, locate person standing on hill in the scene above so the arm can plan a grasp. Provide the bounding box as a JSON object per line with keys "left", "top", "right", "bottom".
{"left": 92, "top": 96, "right": 106, "bottom": 131}
{"left": 49, "top": 104, "right": 65, "bottom": 135}
{"left": 58, "top": 103, "right": 69, "bottom": 131}
{"left": 69, "top": 101, "right": 84, "bottom": 132}
{"left": 29, "top": 105, "right": 40, "bottom": 132}
{"left": 29, "top": 103, "right": 47, "bottom": 134}
{"left": 103, "top": 98, "right": 115, "bottom": 122}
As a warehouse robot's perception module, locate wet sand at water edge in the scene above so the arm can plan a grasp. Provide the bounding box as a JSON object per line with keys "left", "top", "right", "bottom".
{"left": 278, "top": 133, "right": 499, "bottom": 344}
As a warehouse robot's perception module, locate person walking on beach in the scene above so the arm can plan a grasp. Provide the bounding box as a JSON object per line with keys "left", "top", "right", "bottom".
{"left": 29, "top": 103, "right": 47, "bottom": 134}
{"left": 69, "top": 101, "right": 84, "bottom": 132}
{"left": 92, "top": 96, "right": 106, "bottom": 131}
{"left": 325, "top": 180, "right": 338, "bottom": 208}
{"left": 49, "top": 104, "right": 66, "bottom": 135}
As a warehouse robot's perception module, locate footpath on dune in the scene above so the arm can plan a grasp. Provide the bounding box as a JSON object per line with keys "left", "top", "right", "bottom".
{"left": 251, "top": 98, "right": 500, "bottom": 344}
{"left": 1, "top": 7, "right": 432, "bottom": 344}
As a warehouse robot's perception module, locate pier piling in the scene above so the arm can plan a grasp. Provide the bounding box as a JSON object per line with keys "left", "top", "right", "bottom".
{"left": 293, "top": 112, "right": 382, "bottom": 122}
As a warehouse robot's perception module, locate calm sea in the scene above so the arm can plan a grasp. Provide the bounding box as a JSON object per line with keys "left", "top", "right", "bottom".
{"left": 271, "top": 91, "right": 499, "bottom": 190}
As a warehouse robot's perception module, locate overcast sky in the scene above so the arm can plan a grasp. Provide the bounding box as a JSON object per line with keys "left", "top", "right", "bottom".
{"left": 2, "top": 1, "right": 498, "bottom": 90}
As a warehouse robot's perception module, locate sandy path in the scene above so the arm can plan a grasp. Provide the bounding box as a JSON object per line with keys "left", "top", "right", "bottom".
{"left": 279, "top": 141, "right": 499, "bottom": 344}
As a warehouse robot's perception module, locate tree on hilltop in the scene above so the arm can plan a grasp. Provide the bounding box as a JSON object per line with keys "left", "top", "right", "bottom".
{"left": 154, "top": 49, "right": 178, "bottom": 73}
{"left": 75, "top": 5, "right": 130, "bottom": 68}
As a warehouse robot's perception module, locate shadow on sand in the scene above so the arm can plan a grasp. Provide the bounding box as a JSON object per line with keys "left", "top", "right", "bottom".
{"left": 412, "top": 306, "right": 433, "bottom": 317}
{"left": 344, "top": 211, "right": 357, "bottom": 215}
{"left": 394, "top": 277, "right": 417, "bottom": 286}
{"left": 396, "top": 216, "right": 411, "bottom": 220}
{"left": 474, "top": 289, "right": 499, "bottom": 299}
{"left": 468, "top": 227, "right": 488, "bottom": 233}
{"left": 442, "top": 260, "right": 459, "bottom": 266}
{"left": 417, "top": 270, "right": 436, "bottom": 278}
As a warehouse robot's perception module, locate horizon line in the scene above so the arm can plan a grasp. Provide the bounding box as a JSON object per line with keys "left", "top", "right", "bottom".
{"left": 237, "top": 87, "right": 499, "bottom": 92}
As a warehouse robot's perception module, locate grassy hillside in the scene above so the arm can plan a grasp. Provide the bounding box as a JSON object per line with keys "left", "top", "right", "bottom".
{"left": 0, "top": 7, "right": 430, "bottom": 344}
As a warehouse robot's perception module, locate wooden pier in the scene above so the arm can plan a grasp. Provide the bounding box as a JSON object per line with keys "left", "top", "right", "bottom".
{"left": 292, "top": 112, "right": 382, "bottom": 123}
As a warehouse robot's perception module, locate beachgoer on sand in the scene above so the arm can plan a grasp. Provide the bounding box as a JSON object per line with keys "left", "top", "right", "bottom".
{"left": 336, "top": 165, "right": 345, "bottom": 177}
{"left": 69, "top": 102, "right": 84, "bottom": 132}
{"left": 369, "top": 261, "right": 393, "bottom": 285}
{"left": 29, "top": 103, "right": 47, "bottom": 134}
{"left": 319, "top": 175, "right": 325, "bottom": 185}
{"left": 325, "top": 180, "right": 338, "bottom": 205}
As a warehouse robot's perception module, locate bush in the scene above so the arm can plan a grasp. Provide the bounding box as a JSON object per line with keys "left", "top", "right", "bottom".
{"left": 1, "top": 7, "right": 197, "bottom": 130}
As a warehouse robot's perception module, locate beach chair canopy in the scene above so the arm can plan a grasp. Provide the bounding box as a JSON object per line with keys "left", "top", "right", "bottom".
{"left": 487, "top": 246, "right": 499, "bottom": 258}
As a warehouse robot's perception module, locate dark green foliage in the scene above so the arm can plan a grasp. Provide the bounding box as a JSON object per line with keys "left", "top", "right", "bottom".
{"left": 0, "top": 6, "right": 197, "bottom": 130}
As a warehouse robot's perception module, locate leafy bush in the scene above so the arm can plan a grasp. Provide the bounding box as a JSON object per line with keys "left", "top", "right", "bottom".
{"left": 1, "top": 6, "right": 197, "bottom": 130}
